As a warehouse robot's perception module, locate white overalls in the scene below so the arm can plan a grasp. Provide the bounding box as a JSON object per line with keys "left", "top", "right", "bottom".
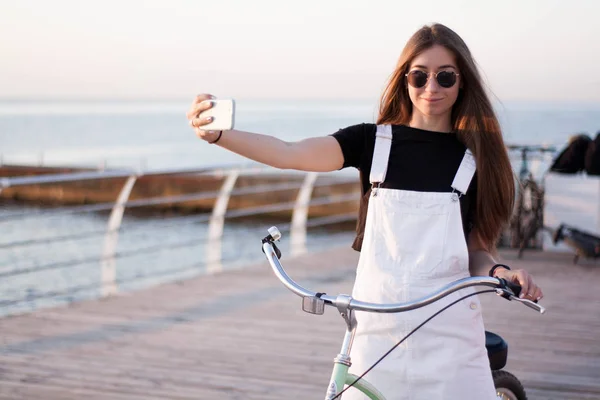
{"left": 346, "top": 125, "right": 497, "bottom": 400}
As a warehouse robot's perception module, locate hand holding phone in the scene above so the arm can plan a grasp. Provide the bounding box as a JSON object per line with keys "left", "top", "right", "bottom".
{"left": 198, "top": 99, "right": 235, "bottom": 131}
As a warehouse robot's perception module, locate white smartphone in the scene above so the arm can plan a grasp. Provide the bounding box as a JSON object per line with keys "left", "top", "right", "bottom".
{"left": 198, "top": 99, "right": 235, "bottom": 131}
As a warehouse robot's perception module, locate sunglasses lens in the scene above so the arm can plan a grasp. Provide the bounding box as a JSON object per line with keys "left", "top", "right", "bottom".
{"left": 407, "top": 71, "right": 428, "bottom": 88}
{"left": 436, "top": 71, "right": 456, "bottom": 88}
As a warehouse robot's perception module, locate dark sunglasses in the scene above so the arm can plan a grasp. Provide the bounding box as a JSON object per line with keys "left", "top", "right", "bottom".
{"left": 405, "top": 70, "right": 459, "bottom": 89}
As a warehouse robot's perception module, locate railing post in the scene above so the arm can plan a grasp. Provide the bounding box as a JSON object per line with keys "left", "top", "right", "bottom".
{"left": 206, "top": 169, "right": 240, "bottom": 274}
{"left": 291, "top": 172, "right": 319, "bottom": 256}
{"left": 101, "top": 175, "right": 138, "bottom": 297}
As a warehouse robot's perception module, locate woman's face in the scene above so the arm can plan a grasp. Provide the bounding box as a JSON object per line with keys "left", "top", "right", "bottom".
{"left": 406, "top": 45, "right": 461, "bottom": 119}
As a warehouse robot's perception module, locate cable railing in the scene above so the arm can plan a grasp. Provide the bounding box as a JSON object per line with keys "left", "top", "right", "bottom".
{"left": 0, "top": 193, "right": 359, "bottom": 279}
{"left": 0, "top": 180, "right": 356, "bottom": 248}
{"left": 0, "top": 162, "right": 360, "bottom": 316}
{"left": 0, "top": 234, "right": 288, "bottom": 309}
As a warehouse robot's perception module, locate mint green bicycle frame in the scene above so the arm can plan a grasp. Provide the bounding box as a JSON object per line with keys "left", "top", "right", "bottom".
{"left": 324, "top": 318, "right": 385, "bottom": 399}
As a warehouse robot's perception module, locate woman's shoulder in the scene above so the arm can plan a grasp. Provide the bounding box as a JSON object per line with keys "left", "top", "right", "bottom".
{"left": 330, "top": 123, "right": 377, "bottom": 170}
{"left": 331, "top": 123, "right": 377, "bottom": 148}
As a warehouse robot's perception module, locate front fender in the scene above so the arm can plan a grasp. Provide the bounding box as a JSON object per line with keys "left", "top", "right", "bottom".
{"left": 344, "top": 373, "right": 386, "bottom": 399}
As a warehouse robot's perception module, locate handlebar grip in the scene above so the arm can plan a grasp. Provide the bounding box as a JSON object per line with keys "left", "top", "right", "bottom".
{"left": 499, "top": 278, "right": 522, "bottom": 297}
{"left": 506, "top": 281, "right": 522, "bottom": 297}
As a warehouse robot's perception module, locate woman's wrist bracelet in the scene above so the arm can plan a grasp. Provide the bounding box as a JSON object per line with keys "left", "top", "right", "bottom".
{"left": 209, "top": 130, "right": 223, "bottom": 144}
{"left": 489, "top": 263, "right": 511, "bottom": 277}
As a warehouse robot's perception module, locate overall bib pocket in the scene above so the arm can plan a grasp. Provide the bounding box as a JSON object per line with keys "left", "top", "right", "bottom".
{"left": 375, "top": 205, "right": 449, "bottom": 278}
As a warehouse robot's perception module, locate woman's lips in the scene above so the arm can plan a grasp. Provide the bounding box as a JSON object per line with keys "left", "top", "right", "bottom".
{"left": 422, "top": 98, "right": 443, "bottom": 103}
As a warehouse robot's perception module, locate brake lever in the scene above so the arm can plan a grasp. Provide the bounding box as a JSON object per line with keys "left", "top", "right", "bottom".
{"left": 510, "top": 295, "right": 546, "bottom": 314}
{"left": 495, "top": 289, "right": 546, "bottom": 314}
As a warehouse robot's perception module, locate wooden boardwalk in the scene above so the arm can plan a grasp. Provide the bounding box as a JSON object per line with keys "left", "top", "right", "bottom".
{"left": 0, "top": 246, "right": 599, "bottom": 399}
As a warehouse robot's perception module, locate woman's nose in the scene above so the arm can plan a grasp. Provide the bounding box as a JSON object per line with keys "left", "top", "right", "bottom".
{"left": 424, "top": 74, "right": 440, "bottom": 92}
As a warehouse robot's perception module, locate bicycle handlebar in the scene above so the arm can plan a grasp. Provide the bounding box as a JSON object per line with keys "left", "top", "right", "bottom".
{"left": 506, "top": 144, "right": 556, "bottom": 153}
{"left": 261, "top": 227, "right": 546, "bottom": 315}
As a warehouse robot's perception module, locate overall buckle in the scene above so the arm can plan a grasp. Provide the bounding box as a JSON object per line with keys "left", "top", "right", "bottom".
{"left": 372, "top": 182, "right": 381, "bottom": 197}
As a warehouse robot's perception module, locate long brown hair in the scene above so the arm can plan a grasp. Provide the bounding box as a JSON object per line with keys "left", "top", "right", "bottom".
{"left": 377, "top": 23, "right": 514, "bottom": 251}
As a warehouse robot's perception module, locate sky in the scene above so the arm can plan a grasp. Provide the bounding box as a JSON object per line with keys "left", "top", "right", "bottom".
{"left": 1, "top": 0, "right": 600, "bottom": 102}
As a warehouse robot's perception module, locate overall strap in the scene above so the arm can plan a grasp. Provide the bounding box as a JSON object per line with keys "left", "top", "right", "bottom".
{"left": 369, "top": 125, "right": 393, "bottom": 189}
{"left": 451, "top": 149, "right": 476, "bottom": 196}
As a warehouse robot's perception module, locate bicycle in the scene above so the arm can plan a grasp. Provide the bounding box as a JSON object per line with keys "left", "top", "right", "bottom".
{"left": 506, "top": 145, "right": 556, "bottom": 258}
{"left": 261, "top": 227, "right": 546, "bottom": 400}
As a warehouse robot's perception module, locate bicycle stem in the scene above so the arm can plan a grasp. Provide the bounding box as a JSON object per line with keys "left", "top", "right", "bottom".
{"left": 326, "top": 304, "right": 357, "bottom": 400}
{"left": 335, "top": 295, "right": 357, "bottom": 366}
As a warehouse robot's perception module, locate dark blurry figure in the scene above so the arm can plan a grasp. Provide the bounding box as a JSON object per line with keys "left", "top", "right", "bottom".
{"left": 584, "top": 131, "right": 600, "bottom": 176}
{"left": 550, "top": 133, "right": 592, "bottom": 174}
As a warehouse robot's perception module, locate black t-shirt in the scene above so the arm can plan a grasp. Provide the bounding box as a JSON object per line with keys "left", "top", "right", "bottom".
{"left": 332, "top": 123, "right": 477, "bottom": 250}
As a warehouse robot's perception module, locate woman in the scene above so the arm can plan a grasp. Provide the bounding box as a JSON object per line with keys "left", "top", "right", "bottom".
{"left": 188, "top": 23, "right": 543, "bottom": 400}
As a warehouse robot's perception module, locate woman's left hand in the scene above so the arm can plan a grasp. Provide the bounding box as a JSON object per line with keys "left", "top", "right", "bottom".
{"left": 494, "top": 268, "right": 543, "bottom": 301}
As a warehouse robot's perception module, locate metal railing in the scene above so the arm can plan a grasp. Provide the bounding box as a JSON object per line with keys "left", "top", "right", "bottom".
{"left": 0, "top": 144, "right": 561, "bottom": 316}
{"left": 0, "top": 163, "right": 360, "bottom": 316}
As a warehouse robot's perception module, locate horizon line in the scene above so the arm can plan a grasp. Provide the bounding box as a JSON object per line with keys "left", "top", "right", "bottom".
{"left": 1, "top": 97, "right": 600, "bottom": 107}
